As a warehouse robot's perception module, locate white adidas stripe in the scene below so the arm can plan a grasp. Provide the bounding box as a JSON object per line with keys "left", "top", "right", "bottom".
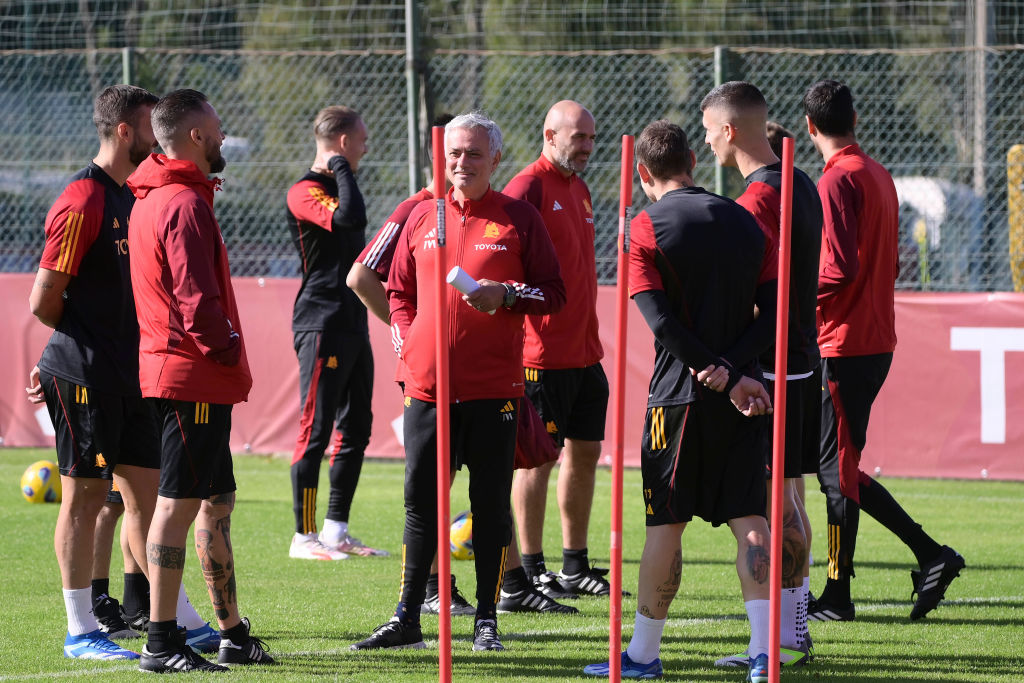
{"left": 363, "top": 221, "right": 401, "bottom": 268}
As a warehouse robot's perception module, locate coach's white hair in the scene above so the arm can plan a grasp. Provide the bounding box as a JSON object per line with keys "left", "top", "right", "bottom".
{"left": 445, "top": 111, "right": 503, "bottom": 157}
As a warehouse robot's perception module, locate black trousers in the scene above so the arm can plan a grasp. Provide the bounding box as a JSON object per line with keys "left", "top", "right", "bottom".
{"left": 817, "top": 353, "right": 892, "bottom": 581}
{"left": 291, "top": 329, "right": 373, "bottom": 533}
{"left": 398, "top": 397, "right": 517, "bottom": 612}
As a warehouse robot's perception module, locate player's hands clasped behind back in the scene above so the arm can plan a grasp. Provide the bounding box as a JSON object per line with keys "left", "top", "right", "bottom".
{"left": 728, "top": 376, "right": 772, "bottom": 416}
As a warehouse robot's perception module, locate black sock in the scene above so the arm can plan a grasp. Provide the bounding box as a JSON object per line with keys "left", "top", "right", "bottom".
{"left": 819, "top": 578, "right": 851, "bottom": 606}
{"left": 562, "top": 548, "right": 589, "bottom": 576}
{"left": 476, "top": 605, "right": 496, "bottom": 622}
{"left": 122, "top": 572, "right": 149, "bottom": 615}
{"left": 425, "top": 573, "right": 440, "bottom": 598}
{"left": 91, "top": 578, "right": 110, "bottom": 604}
{"left": 521, "top": 552, "right": 546, "bottom": 579}
{"left": 221, "top": 621, "right": 248, "bottom": 645}
{"left": 859, "top": 478, "right": 942, "bottom": 567}
{"left": 394, "top": 602, "right": 419, "bottom": 627}
{"left": 147, "top": 619, "right": 177, "bottom": 652}
{"left": 502, "top": 566, "right": 530, "bottom": 593}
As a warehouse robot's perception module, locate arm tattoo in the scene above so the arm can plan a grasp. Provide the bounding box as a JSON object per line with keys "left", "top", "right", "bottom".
{"left": 147, "top": 543, "right": 186, "bottom": 570}
{"left": 746, "top": 544, "right": 771, "bottom": 585}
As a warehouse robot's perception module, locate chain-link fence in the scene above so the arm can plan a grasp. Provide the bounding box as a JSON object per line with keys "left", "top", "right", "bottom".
{"left": 2, "top": 44, "right": 1022, "bottom": 290}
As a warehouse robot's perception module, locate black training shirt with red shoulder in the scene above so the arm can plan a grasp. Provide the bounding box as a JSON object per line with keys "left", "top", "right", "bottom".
{"left": 737, "top": 162, "right": 823, "bottom": 374}
{"left": 286, "top": 155, "right": 368, "bottom": 333}
{"left": 357, "top": 187, "right": 433, "bottom": 280}
{"left": 36, "top": 163, "right": 140, "bottom": 396}
{"left": 629, "top": 186, "right": 772, "bottom": 407}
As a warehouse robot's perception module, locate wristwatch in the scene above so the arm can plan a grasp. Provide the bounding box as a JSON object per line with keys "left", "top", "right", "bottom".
{"left": 501, "top": 283, "right": 517, "bottom": 309}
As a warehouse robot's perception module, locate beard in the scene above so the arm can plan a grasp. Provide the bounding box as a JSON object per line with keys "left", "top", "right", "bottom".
{"left": 554, "top": 147, "right": 588, "bottom": 175}
{"left": 207, "top": 146, "right": 226, "bottom": 174}
{"left": 129, "top": 139, "right": 153, "bottom": 167}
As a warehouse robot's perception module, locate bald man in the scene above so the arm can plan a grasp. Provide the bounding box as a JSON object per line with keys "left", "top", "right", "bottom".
{"left": 499, "top": 100, "right": 612, "bottom": 610}
{"left": 700, "top": 81, "right": 823, "bottom": 667}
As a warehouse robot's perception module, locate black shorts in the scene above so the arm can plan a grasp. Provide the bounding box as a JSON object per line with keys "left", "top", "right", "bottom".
{"left": 523, "top": 363, "right": 609, "bottom": 447}
{"left": 763, "top": 368, "right": 822, "bottom": 478}
{"left": 39, "top": 369, "right": 160, "bottom": 479}
{"left": 151, "top": 399, "right": 236, "bottom": 500}
{"left": 641, "top": 398, "right": 768, "bottom": 527}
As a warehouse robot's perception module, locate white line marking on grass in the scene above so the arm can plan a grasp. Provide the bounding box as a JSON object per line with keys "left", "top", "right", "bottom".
{"left": 0, "top": 662, "right": 139, "bottom": 681}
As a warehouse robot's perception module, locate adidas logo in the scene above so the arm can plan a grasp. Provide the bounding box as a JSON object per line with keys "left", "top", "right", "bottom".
{"left": 552, "top": 200, "right": 563, "bottom": 211}
{"left": 500, "top": 401, "right": 515, "bottom": 421}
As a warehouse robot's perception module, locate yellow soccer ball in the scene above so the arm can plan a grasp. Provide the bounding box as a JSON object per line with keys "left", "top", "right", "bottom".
{"left": 450, "top": 510, "right": 474, "bottom": 561}
{"left": 21, "top": 460, "right": 61, "bottom": 503}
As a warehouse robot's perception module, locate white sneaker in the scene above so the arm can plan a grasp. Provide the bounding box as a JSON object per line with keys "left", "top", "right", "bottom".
{"left": 289, "top": 532, "right": 349, "bottom": 560}
{"left": 319, "top": 532, "right": 389, "bottom": 557}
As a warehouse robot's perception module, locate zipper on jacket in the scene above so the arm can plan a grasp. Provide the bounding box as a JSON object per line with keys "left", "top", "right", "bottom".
{"left": 448, "top": 202, "right": 469, "bottom": 400}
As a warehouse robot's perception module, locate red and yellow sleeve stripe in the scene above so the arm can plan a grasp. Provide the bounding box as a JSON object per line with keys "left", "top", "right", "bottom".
{"left": 54, "top": 211, "right": 85, "bottom": 274}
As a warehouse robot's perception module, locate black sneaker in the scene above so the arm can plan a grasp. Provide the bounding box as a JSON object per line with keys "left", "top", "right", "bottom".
{"left": 807, "top": 596, "right": 855, "bottom": 621}
{"left": 557, "top": 566, "right": 631, "bottom": 597}
{"left": 217, "top": 617, "right": 275, "bottom": 665}
{"left": 121, "top": 606, "right": 150, "bottom": 633}
{"left": 421, "top": 575, "right": 476, "bottom": 616}
{"left": 910, "top": 545, "right": 965, "bottom": 620}
{"left": 532, "top": 571, "right": 578, "bottom": 600}
{"left": 497, "top": 584, "right": 579, "bottom": 614}
{"left": 139, "top": 628, "right": 228, "bottom": 673}
{"left": 350, "top": 619, "right": 427, "bottom": 650}
{"left": 472, "top": 619, "right": 504, "bottom": 651}
{"left": 94, "top": 595, "right": 141, "bottom": 640}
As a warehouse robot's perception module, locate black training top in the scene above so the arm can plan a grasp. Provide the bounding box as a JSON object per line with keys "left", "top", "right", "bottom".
{"left": 629, "top": 186, "right": 775, "bottom": 407}
{"left": 285, "top": 155, "right": 368, "bottom": 333}
{"left": 37, "top": 163, "right": 141, "bottom": 396}
{"left": 738, "top": 163, "right": 823, "bottom": 375}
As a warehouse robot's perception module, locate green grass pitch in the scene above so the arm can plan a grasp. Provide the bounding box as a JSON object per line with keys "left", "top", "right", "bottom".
{"left": 1, "top": 448, "right": 1022, "bottom": 681}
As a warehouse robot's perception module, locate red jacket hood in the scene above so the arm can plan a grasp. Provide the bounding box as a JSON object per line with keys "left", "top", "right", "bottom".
{"left": 127, "top": 153, "right": 220, "bottom": 204}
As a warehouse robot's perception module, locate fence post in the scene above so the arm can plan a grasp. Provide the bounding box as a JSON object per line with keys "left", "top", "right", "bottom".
{"left": 122, "top": 46, "right": 135, "bottom": 85}
{"left": 405, "top": 0, "right": 424, "bottom": 194}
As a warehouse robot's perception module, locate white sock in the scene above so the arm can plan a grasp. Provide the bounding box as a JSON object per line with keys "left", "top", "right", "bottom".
{"left": 64, "top": 587, "right": 98, "bottom": 636}
{"left": 177, "top": 584, "right": 207, "bottom": 629}
{"left": 321, "top": 519, "right": 348, "bottom": 544}
{"left": 745, "top": 599, "right": 769, "bottom": 657}
{"left": 781, "top": 587, "right": 800, "bottom": 649}
{"left": 625, "top": 611, "right": 665, "bottom": 665}
{"left": 799, "top": 577, "right": 810, "bottom": 641}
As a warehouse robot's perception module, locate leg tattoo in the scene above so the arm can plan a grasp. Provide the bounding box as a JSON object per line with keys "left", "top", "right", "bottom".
{"left": 147, "top": 543, "right": 186, "bottom": 569}
{"left": 781, "top": 507, "right": 807, "bottom": 589}
{"left": 746, "top": 544, "right": 770, "bottom": 585}
{"left": 195, "top": 515, "right": 235, "bottom": 621}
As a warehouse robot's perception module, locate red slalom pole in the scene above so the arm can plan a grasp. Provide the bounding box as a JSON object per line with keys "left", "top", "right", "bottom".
{"left": 609, "top": 134, "right": 634, "bottom": 683}
{"left": 768, "top": 137, "right": 795, "bottom": 683}
{"left": 431, "top": 126, "right": 452, "bottom": 683}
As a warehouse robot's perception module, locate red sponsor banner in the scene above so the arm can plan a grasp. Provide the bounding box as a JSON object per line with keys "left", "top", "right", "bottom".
{"left": 2, "top": 273, "right": 1022, "bottom": 480}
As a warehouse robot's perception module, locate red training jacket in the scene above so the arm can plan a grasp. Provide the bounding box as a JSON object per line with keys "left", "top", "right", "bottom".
{"left": 816, "top": 144, "right": 899, "bottom": 357}
{"left": 357, "top": 187, "right": 433, "bottom": 280}
{"left": 127, "top": 154, "right": 251, "bottom": 404}
{"left": 503, "top": 155, "right": 603, "bottom": 369}
{"left": 388, "top": 186, "right": 565, "bottom": 402}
